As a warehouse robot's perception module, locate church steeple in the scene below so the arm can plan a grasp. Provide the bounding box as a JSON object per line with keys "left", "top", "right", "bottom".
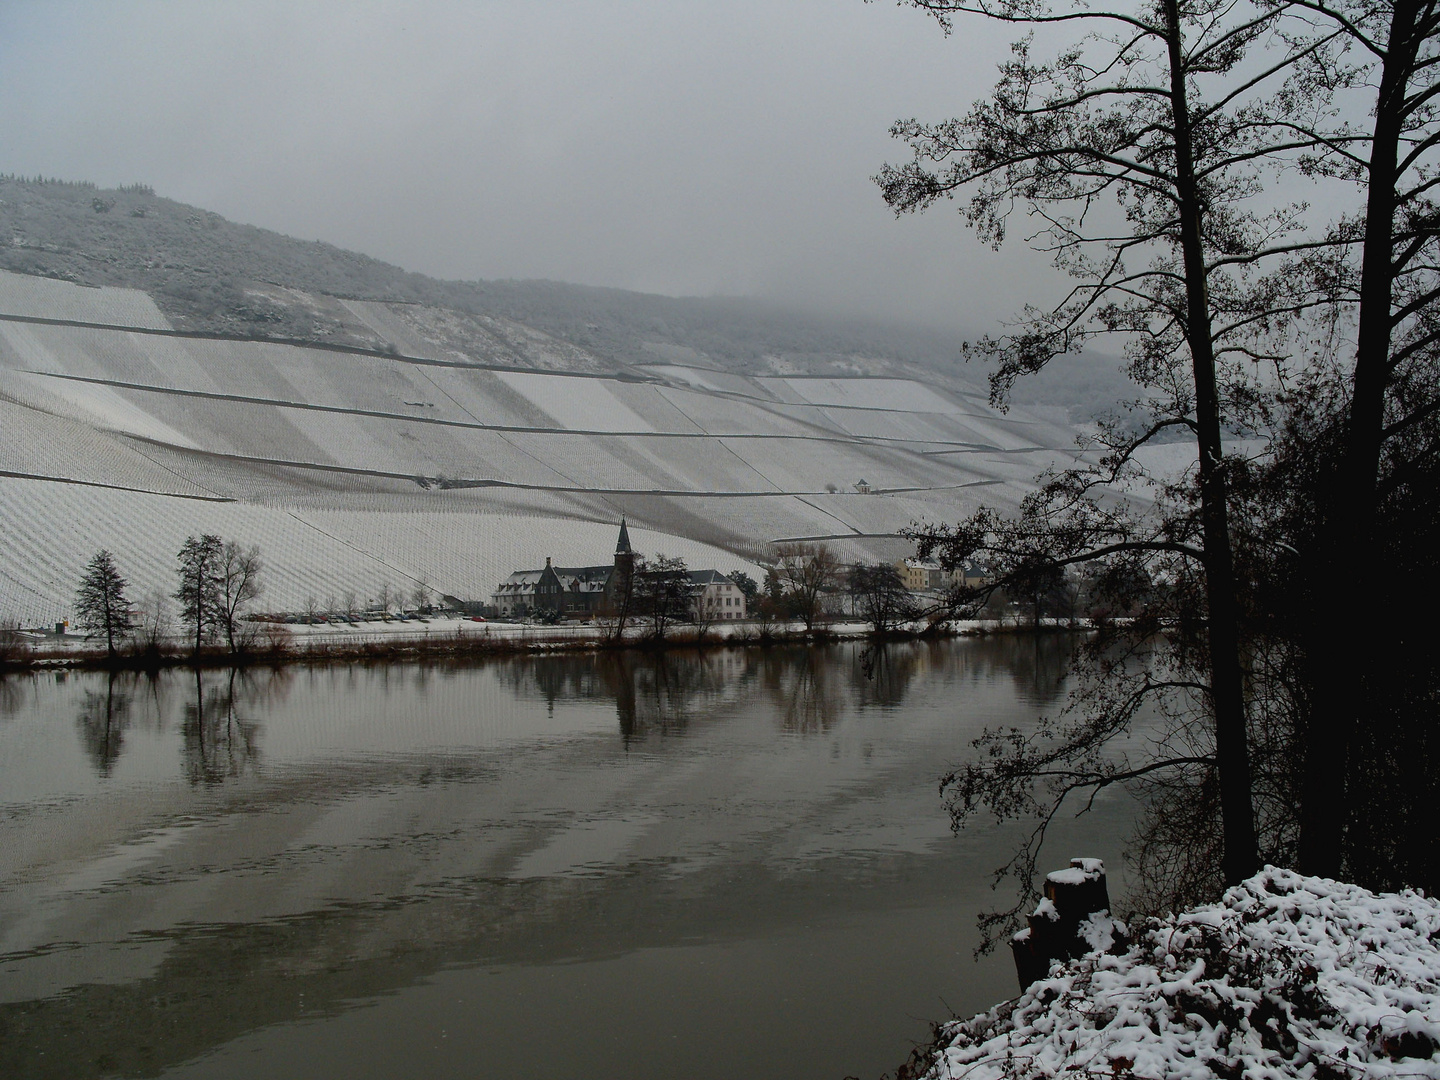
{"left": 615, "top": 517, "right": 632, "bottom": 555}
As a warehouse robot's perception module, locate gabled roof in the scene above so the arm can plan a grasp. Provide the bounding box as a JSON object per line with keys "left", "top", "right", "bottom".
{"left": 499, "top": 570, "right": 546, "bottom": 588}
{"left": 688, "top": 569, "right": 730, "bottom": 585}
{"left": 496, "top": 564, "right": 613, "bottom": 594}
{"left": 553, "top": 565, "right": 613, "bottom": 591}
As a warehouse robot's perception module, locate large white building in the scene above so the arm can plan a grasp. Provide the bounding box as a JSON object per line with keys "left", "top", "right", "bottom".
{"left": 689, "top": 569, "right": 747, "bottom": 621}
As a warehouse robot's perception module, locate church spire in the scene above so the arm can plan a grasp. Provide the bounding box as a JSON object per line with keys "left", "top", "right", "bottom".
{"left": 615, "top": 517, "right": 632, "bottom": 554}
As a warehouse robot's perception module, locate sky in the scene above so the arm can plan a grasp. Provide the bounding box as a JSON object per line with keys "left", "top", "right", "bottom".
{"left": 0, "top": 0, "right": 1057, "bottom": 334}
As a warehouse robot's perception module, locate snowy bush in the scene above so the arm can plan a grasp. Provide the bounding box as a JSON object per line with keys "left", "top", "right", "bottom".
{"left": 915, "top": 869, "right": 1440, "bottom": 1080}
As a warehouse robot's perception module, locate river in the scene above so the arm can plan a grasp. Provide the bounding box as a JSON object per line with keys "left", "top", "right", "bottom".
{"left": 0, "top": 636, "right": 1137, "bottom": 1080}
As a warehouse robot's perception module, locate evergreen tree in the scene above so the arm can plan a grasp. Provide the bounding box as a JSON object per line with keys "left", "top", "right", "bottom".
{"left": 174, "top": 535, "right": 223, "bottom": 658}
{"left": 75, "top": 549, "right": 133, "bottom": 658}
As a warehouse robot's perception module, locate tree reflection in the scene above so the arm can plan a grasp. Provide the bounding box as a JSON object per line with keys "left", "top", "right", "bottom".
{"left": 762, "top": 647, "right": 842, "bottom": 735}
{"left": 0, "top": 675, "right": 29, "bottom": 720}
{"left": 854, "top": 644, "right": 923, "bottom": 707}
{"left": 76, "top": 674, "right": 132, "bottom": 776}
{"left": 182, "top": 669, "right": 263, "bottom": 785}
{"left": 499, "top": 653, "right": 608, "bottom": 709}
{"left": 488, "top": 636, "right": 1081, "bottom": 745}
{"left": 1003, "top": 633, "right": 1074, "bottom": 706}
{"left": 611, "top": 651, "right": 733, "bottom": 743}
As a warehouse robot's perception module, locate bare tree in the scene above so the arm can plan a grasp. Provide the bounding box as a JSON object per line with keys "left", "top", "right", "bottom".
{"left": 135, "top": 588, "right": 172, "bottom": 657}
{"left": 873, "top": 0, "right": 1380, "bottom": 887}
{"left": 411, "top": 578, "right": 431, "bottom": 614}
{"left": 772, "top": 543, "right": 842, "bottom": 632}
{"left": 75, "top": 549, "right": 134, "bottom": 658}
{"left": 216, "top": 541, "right": 263, "bottom": 655}
{"left": 848, "top": 562, "right": 917, "bottom": 634}
{"left": 693, "top": 582, "right": 717, "bottom": 640}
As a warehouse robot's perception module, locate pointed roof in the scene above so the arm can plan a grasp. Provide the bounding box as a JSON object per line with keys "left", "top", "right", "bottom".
{"left": 615, "top": 518, "right": 632, "bottom": 555}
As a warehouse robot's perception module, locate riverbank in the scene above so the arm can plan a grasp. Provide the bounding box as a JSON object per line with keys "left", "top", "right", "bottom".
{"left": 0, "top": 615, "right": 1090, "bottom": 673}
{"left": 898, "top": 868, "right": 1440, "bottom": 1080}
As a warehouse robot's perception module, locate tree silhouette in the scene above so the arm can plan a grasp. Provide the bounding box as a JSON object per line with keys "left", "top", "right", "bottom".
{"left": 216, "top": 541, "right": 263, "bottom": 655}
{"left": 75, "top": 549, "right": 134, "bottom": 658}
{"left": 174, "top": 535, "right": 223, "bottom": 658}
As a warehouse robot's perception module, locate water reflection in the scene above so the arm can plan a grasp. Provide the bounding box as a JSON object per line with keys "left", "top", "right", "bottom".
{"left": 75, "top": 675, "right": 131, "bottom": 775}
{"left": 181, "top": 669, "right": 265, "bottom": 784}
{"left": 762, "top": 647, "right": 843, "bottom": 734}
{"left": 6, "top": 638, "right": 1087, "bottom": 784}
{"left": 0, "top": 634, "right": 1120, "bottom": 1080}
{"left": 1002, "top": 633, "right": 1073, "bottom": 706}
{"left": 0, "top": 672, "right": 28, "bottom": 719}
{"left": 855, "top": 643, "right": 924, "bottom": 707}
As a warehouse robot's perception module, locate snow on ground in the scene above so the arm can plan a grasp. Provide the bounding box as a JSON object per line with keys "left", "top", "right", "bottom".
{"left": 759, "top": 376, "right": 962, "bottom": 413}
{"left": 922, "top": 868, "right": 1440, "bottom": 1080}
{"left": 0, "top": 268, "right": 1100, "bottom": 620}
{"left": 495, "top": 370, "right": 657, "bottom": 432}
{"left": 0, "top": 475, "right": 758, "bottom": 626}
{"left": 0, "top": 270, "right": 172, "bottom": 329}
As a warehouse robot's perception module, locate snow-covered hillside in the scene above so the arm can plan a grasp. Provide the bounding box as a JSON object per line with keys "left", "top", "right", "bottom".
{"left": 0, "top": 270, "right": 1083, "bottom": 623}
{"left": 918, "top": 869, "right": 1440, "bottom": 1080}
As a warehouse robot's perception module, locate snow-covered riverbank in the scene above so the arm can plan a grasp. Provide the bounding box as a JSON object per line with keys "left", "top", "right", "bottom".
{"left": 4, "top": 616, "right": 1052, "bottom": 670}
{"left": 912, "top": 869, "right": 1439, "bottom": 1079}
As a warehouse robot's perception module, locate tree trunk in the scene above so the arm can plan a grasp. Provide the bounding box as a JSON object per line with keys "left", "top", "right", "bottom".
{"left": 103, "top": 590, "right": 116, "bottom": 658}
{"left": 1298, "top": 0, "right": 1421, "bottom": 878}
{"left": 1164, "top": 0, "right": 1258, "bottom": 884}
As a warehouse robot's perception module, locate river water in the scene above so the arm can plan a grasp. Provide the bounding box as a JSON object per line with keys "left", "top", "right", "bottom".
{"left": 0, "top": 637, "right": 1137, "bottom": 1080}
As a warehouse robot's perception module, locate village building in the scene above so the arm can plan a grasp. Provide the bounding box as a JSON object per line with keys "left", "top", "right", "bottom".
{"left": 689, "top": 568, "right": 747, "bottom": 621}
{"left": 492, "top": 521, "right": 746, "bottom": 621}
{"left": 898, "top": 557, "right": 947, "bottom": 591}
{"left": 493, "top": 520, "right": 636, "bottom": 619}
{"left": 953, "top": 562, "right": 990, "bottom": 589}
{"left": 896, "top": 558, "right": 990, "bottom": 592}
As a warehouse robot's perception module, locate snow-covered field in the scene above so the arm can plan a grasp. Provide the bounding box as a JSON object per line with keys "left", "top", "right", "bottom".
{"left": 0, "top": 269, "right": 1089, "bottom": 624}
{"left": 0, "top": 476, "right": 756, "bottom": 625}
{"left": 922, "top": 868, "right": 1440, "bottom": 1080}
{"left": 0, "top": 272, "right": 171, "bottom": 328}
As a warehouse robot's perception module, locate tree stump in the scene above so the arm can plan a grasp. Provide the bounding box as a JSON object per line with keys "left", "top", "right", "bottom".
{"left": 1010, "top": 858, "right": 1113, "bottom": 991}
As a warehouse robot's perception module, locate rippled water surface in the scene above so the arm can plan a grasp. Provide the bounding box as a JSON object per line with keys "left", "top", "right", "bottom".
{"left": 0, "top": 638, "right": 1135, "bottom": 1080}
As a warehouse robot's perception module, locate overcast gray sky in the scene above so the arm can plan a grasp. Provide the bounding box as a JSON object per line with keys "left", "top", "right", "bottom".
{"left": 0, "top": 0, "right": 1058, "bottom": 334}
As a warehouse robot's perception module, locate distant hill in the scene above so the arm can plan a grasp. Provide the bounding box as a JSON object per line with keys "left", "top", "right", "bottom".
{"left": 0, "top": 175, "right": 1100, "bottom": 625}
{"left": 0, "top": 175, "right": 1134, "bottom": 418}
{"left": 0, "top": 176, "right": 970, "bottom": 377}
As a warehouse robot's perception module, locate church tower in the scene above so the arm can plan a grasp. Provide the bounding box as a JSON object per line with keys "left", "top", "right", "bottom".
{"left": 607, "top": 518, "right": 636, "bottom": 613}
{"left": 614, "top": 518, "right": 634, "bottom": 572}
